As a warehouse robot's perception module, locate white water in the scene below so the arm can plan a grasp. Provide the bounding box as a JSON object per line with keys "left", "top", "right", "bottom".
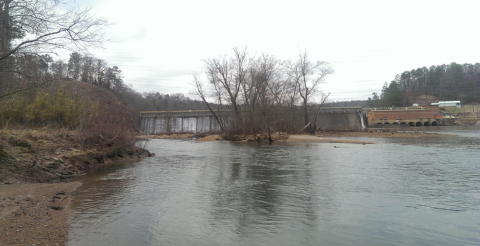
{"left": 141, "top": 116, "right": 220, "bottom": 134}
{"left": 358, "top": 111, "right": 366, "bottom": 129}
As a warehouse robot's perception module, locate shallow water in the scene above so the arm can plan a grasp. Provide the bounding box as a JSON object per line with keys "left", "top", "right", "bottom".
{"left": 68, "top": 126, "right": 480, "bottom": 246}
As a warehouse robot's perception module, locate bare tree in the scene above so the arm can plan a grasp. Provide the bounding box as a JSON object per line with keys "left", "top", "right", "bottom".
{"left": 204, "top": 48, "right": 250, "bottom": 133}
{"left": 0, "top": 0, "right": 108, "bottom": 100}
{"left": 194, "top": 48, "right": 333, "bottom": 137}
{"left": 255, "top": 54, "right": 282, "bottom": 141}
{"left": 192, "top": 74, "right": 226, "bottom": 132}
{"left": 286, "top": 49, "right": 334, "bottom": 132}
{"left": 0, "top": 0, "right": 108, "bottom": 61}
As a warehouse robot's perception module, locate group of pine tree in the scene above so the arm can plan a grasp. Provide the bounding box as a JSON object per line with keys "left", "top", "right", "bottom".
{"left": 368, "top": 63, "right": 480, "bottom": 107}
{"left": 0, "top": 0, "right": 206, "bottom": 127}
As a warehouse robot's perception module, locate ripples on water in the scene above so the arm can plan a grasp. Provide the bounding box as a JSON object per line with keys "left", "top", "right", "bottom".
{"left": 68, "top": 126, "right": 480, "bottom": 246}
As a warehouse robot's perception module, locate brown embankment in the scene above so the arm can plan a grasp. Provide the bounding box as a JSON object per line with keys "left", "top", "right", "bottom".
{"left": 0, "top": 129, "right": 154, "bottom": 246}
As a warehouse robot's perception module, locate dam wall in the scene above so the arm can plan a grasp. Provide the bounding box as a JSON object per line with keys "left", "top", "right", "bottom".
{"left": 140, "top": 115, "right": 223, "bottom": 134}
{"left": 139, "top": 108, "right": 366, "bottom": 134}
{"left": 313, "top": 109, "right": 366, "bottom": 131}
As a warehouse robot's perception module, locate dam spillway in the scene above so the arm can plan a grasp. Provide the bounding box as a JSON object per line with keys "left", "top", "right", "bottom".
{"left": 140, "top": 111, "right": 224, "bottom": 134}
{"left": 139, "top": 108, "right": 366, "bottom": 134}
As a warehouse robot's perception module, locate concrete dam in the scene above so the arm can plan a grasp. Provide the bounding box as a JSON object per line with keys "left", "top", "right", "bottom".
{"left": 139, "top": 108, "right": 366, "bottom": 134}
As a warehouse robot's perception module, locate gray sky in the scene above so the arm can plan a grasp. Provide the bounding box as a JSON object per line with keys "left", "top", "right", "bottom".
{"left": 83, "top": 0, "right": 479, "bottom": 102}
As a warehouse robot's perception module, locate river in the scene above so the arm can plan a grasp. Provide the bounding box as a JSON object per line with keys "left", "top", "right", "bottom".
{"left": 67, "top": 125, "right": 480, "bottom": 246}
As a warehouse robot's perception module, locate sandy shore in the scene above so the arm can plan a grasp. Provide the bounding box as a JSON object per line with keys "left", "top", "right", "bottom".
{"left": 283, "top": 135, "right": 373, "bottom": 144}
{"left": 142, "top": 130, "right": 454, "bottom": 144}
{"left": 143, "top": 133, "right": 375, "bottom": 144}
{"left": 0, "top": 182, "right": 81, "bottom": 246}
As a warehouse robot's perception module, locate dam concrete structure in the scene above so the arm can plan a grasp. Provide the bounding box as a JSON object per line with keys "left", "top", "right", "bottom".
{"left": 139, "top": 108, "right": 367, "bottom": 134}
{"left": 140, "top": 110, "right": 225, "bottom": 134}
{"left": 140, "top": 106, "right": 445, "bottom": 134}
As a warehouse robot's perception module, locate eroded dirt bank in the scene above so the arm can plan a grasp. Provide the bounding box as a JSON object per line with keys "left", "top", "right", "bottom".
{"left": 0, "top": 129, "right": 154, "bottom": 246}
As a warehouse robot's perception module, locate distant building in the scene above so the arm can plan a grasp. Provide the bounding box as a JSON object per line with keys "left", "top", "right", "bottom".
{"left": 431, "top": 101, "right": 461, "bottom": 107}
{"left": 367, "top": 105, "right": 443, "bottom": 126}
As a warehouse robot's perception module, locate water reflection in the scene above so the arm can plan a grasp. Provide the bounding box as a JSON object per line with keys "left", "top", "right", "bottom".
{"left": 207, "top": 144, "right": 326, "bottom": 242}
{"left": 68, "top": 128, "right": 480, "bottom": 246}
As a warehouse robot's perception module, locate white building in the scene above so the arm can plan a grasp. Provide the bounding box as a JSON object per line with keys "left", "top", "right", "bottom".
{"left": 431, "top": 101, "right": 461, "bottom": 107}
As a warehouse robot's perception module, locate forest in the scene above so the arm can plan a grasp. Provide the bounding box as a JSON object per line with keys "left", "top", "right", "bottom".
{"left": 368, "top": 63, "right": 480, "bottom": 107}
{"left": 0, "top": 0, "right": 210, "bottom": 154}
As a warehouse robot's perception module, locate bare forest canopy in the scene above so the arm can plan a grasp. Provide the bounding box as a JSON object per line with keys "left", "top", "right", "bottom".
{"left": 194, "top": 48, "right": 334, "bottom": 139}
{"left": 367, "top": 63, "right": 480, "bottom": 107}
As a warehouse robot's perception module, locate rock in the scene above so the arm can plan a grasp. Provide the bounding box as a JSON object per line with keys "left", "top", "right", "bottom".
{"left": 49, "top": 205, "right": 63, "bottom": 210}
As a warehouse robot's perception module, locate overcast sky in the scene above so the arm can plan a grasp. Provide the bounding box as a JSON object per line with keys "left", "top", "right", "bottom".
{"left": 80, "top": 0, "right": 479, "bottom": 102}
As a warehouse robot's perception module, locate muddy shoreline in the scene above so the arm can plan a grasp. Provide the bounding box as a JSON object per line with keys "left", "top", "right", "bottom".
{"left": 0, "top": 182, "right": 81, "bottom": 246}
{"left": 140, "top": 130, "right": 452, "bottom": 144}
{"left": 0, "top": 129, "right": 154, "bottom": 246}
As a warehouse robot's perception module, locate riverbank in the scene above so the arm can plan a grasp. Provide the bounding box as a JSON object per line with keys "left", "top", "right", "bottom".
{"left": 140, "top": 130, "right": 453, "bottom": 144}
{"left": 0, "top": 128, "right": 154, "bottom": 245}
{"left": 0, "top": 182, "right": 81, "bottom": 245}
{"left": 0, "top": 129, "right": 154, "bottom": 184}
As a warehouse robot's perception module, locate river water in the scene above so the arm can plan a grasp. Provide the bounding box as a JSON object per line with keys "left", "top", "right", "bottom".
{"left": 67, "top": 126, "right": 480, "bottom": 246}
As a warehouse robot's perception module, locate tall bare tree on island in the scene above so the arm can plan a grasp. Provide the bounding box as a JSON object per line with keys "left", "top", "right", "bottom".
{"left": 194, "top": 47, "right": 333, "bottom": 138}
{"left": 286, "top": 49, "right": 334, "bottom": 133}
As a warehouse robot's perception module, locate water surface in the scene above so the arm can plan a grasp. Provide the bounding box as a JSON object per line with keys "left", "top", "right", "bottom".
{"left": 68, "top": 125, "right": 480, "bottom": 246}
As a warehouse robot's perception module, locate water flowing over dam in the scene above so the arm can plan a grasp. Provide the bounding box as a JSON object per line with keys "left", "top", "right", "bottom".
{"left": 139, "top": 108, "right": 366, "bottom": 134}
{"left": 140, "top": 111, "right": 224, "bottom": 134}
{"left": 314, "top": 108, "right": 367, "bottom": 131}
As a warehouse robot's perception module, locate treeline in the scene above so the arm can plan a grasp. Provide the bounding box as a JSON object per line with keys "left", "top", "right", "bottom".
{"left": 136, "top": 92, "right": 208, "bottom": 112}
{"left": 0, "top": 0, "right": 141, "bottom": 150}
{"left": 368, "top": 63, "right": 480, "bottom": 107}
{"left": 325, "top": 100, "right": 368, "bottom": 108}
{"left": 3, "top": 47, "right": 209, "bottom": 118}
{"left": 1, "top": 52, "right": 125, "bottom": 97}
{"left": 195, "top": 48, "right": 333, "bottom": 140}
{"left": 53, "top": 52, "right": 209, "bottom": 113}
